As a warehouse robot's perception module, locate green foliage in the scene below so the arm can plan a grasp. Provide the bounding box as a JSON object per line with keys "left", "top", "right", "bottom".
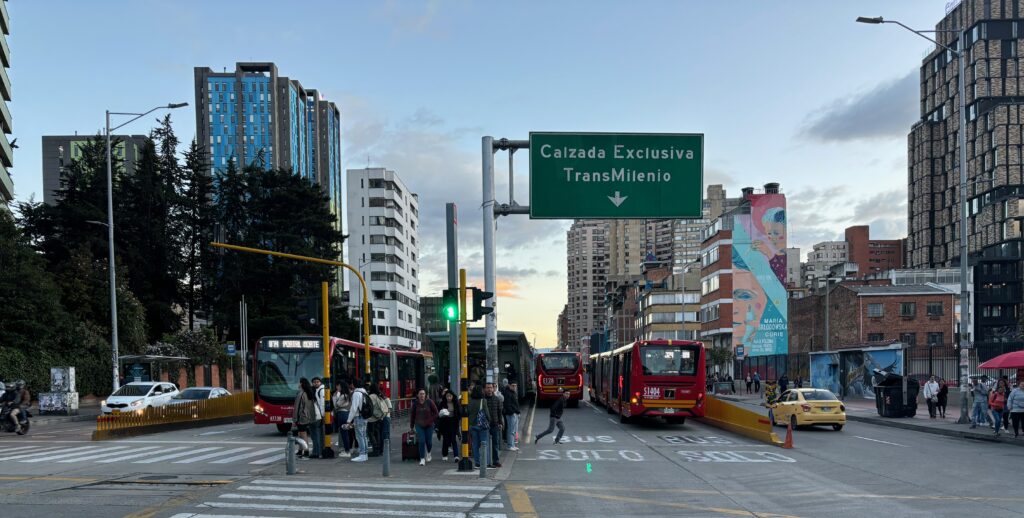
{"left": 707, "top": 345, "right": 735, "bottom": 372}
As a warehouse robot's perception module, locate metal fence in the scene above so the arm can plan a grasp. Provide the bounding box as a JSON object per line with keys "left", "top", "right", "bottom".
{"left": 95, "top": 391, "right": 253, "bottom": 433}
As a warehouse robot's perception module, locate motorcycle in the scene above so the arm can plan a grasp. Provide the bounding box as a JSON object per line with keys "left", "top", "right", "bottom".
{"left": 0, "top": 403, "right": 31, "bottom": 434}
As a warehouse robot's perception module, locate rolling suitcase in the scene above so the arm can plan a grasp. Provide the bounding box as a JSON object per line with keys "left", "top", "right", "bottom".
{"left": 402, "top": 432, "right": 419, "bottom": 461}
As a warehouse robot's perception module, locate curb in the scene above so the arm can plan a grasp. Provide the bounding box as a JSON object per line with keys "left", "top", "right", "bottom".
{"left": 32, "top": 414, "right": 100, "bottom": 425}
{"left": 844, "top": 414, "right": 1024, "bottom": 446}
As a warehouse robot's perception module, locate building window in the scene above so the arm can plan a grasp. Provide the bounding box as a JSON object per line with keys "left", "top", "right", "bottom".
{"left": 867, "top": 303, "right": 884, "bottom": 318}
{"left": 899, "top": 333, "right": 917, "bottom": 346}
{"left": 867, "top": 333, "right": 884, "bottom": 341}
{"left": 927, "top": 332, "right": 944, "bottom": 346}
{"left": 926, "top": 302, "right": 943, "bottom": 316}
{"left": 900, "top": 302, "right": 916, "bottom": 317}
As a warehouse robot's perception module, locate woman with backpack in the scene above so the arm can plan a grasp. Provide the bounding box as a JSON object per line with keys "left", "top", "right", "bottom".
{"left": 292, "top": 377, "right": 317, "bottom": 459}
{"left": 936, "top": 379, "right": 949, "bottom": 419}
{"left": 332, "top": 382, "right": 353, "bottom": 457}
{"left": 468, "top": 384, "right": 493, "bottom": 469}
{"left": 410, "top": 388, "right": 439, "bottom": 466}
{"left": 344, "top": 379, "right": 370, "bottom": 462}
{"left": 366, "top": 383, "right": 392, "bottom": 458}
{"left": 437, "top": 389, "right": 461, "bottom": 462}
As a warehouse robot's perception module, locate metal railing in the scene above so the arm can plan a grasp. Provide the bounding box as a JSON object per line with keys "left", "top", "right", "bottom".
{"left": 95, "top": 391, "right": 253, "bottom": 432}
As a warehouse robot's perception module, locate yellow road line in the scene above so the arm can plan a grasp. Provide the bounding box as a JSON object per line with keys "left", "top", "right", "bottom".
{"left": 526, "top": 486, "right": 802, "bottom": 518}
{"left": 506, "top": 483, "right": 538, "bottom": 518}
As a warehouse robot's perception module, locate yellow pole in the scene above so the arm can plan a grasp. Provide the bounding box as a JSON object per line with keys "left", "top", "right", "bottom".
{"left": 209, "top": 242, "right": 371, "bottom": 373}
{"left": 460, "top": 268, "right": 470, "bottom": 462}
{"left": 321, "top": 281, "right": 333, "bottom": 453}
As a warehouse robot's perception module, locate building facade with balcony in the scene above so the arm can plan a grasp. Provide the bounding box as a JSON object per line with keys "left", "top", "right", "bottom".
{"left": 346, "top": 167, "right": 420, "bottom": 349}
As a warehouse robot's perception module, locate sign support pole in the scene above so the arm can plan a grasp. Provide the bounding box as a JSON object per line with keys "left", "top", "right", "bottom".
{"left": 446, "top": 203, "right": 461, "bottom": 392}
{"left": 321, "top": 281, "right": 334, "bottom": 458}
{"left": 482, "top": 137, "right": 498, "bottom": 384}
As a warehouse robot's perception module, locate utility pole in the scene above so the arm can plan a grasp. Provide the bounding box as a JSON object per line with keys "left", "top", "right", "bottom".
{"left": 446, "top": 203, "right": 460, "bottom": 392}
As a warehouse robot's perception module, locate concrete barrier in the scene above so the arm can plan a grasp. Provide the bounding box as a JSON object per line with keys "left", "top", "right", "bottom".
{"left": 699, "top": 395, "right": 784, "bottom": 447}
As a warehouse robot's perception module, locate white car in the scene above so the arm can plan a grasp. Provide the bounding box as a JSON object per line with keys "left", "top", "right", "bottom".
{"left": 101, "top": 382, "right": 179, "bottom": 414}
{"left": 167, "top": 387, "right": 231, "bottom": 404}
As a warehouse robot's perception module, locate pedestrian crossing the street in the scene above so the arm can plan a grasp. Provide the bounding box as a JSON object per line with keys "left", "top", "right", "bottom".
{"left": 0, "top": 443, "right": 286, "bottom": 466}
{"left": 166, "top": 478, "right": 508, "bottom": 518}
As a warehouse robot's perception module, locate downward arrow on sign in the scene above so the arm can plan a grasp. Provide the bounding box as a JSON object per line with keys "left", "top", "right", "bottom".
{"left": 607, "top": 191, "right": 628, "bottom": 207}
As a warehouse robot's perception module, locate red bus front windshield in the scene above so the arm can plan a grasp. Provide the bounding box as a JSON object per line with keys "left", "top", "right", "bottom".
{"left": 640, "top": 346, "right": 698, "bottom": 376}
{"left": 540, "top": 353, "right": 580, "bottom": 373}
{"left": 257, "top": 339, "right": 323, "bottom": 404}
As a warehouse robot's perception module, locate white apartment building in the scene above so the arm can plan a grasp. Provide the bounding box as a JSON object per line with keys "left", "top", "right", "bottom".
{"left": 567, "top": 220, "right": 608, "bottom": 352}
{"left": 346, "top": 167, "right": 421, "bottom": 350}
{"left": 802, "top": 241, "right": 848, "bottom": 289}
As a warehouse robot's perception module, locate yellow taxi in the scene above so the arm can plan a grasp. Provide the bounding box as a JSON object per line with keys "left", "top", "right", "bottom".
{"left": 771, "top": 388, "right": 846, "bottom": 431}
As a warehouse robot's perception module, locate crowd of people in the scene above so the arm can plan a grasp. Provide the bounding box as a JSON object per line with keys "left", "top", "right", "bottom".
{"left": 962, "top": 375, "right": 1024, "bottom": 437}
{"left": 292, "top": 374, "right": 524, "bottom": 469}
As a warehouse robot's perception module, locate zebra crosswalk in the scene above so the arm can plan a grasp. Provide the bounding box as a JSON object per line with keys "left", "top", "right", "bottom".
{"left": 167, "top": 478, "right": 508, "bottom": 518}
{"left": 0, "top": 443, "right": 285, "bottom": 466}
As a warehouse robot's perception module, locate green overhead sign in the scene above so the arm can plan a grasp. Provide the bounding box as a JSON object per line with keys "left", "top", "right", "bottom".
{"left": 529, "top": 132, "right": 703, "bottom": 219}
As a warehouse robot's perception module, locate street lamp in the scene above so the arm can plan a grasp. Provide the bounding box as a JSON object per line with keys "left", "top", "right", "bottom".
{"left": 105, "top": 102, "right": 188, "bottom": 393}
{"left": 857, "top": 16, "right": 971, "bottom": 424}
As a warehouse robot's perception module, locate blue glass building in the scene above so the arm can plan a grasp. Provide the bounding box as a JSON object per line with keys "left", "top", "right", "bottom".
{"left": 193, "top": 62, "right": 342, "bottom": 228}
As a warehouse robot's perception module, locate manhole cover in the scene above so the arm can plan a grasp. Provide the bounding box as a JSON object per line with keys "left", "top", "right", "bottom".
{"left": 138, "top": 475, "right": 177, "bottom": 481}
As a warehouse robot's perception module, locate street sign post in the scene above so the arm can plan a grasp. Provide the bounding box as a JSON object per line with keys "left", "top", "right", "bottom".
{"left": 226, "top": 341, "right": 236, "bottom": 357}
{"left": 529, "top": 132, "right": 703, "bottom": 219}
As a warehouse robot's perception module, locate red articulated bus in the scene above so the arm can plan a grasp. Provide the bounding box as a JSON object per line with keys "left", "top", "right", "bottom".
{"left": 253, "top": 336, "right": 424, "bottom": 433}
{"left": 535, "top": 351, "right": 584, "bottom": 407}
{"left": 588, "top": 340, "right": 706, "bottom": 425}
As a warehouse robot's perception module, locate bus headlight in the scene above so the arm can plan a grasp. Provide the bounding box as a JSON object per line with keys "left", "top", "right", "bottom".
{"left": 254, "top": 404, "right": 266, "bottom": 416}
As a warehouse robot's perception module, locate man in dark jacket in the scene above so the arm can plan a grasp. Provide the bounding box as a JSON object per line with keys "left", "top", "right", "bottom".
{"left": 535, "top": 389, "right": 569, "bottom": 445}
{"left": 501, "top": 381, "right": 521, "bottom": 451}
{"left": 484, "top": 383, "right": 504, "bottom": 468}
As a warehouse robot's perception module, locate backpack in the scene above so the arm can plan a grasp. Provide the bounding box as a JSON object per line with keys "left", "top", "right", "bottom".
{"left": 473, "top": 400, "right": 489, "bottom": 429}
{"left": 358, "top": 390, "right": 373, "bottom": 419}
{"left": 371, "top": 394, "right": 387, "bottom": 420}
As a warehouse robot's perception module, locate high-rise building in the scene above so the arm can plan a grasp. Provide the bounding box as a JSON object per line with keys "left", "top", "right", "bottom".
{"left": 844, "top": 225, "right": 904, "bottom": 278}
{"left": 566, "top": 220, "right": 608, "bottom": 351}
{"left": 802, "top": 241, "right": 849, "bottom": 289}
{"left": 785, "top": 247, "right": 801, "bottom": 287}
{"left": 41, "top": 135, "right": 148, "bottom": 205}
{"left": 0, "top": 1, "right": 12, "bottom": 205}
{"left": 346, "top": 167, "right": 420, "bottom": 350}
{"left": 908, "top": 4, "right": 1024, "bottom": 359}
{"left": 556, "top": 304, "right": 570, "bottom": 349}
{"left": 193, "top": 63, "right": 342, "bottom": 225}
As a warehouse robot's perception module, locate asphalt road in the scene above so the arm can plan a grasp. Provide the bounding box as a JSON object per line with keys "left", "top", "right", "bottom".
{"left": 2, "top": 396, "right": 1023, "bottom": 517}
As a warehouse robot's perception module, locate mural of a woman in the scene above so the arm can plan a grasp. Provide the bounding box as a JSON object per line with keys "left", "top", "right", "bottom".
{"left": 732, "top": 259, "right": 768, "bottom": 352}
{"left": 752, "top": 207, "right": 787, "bottom": 284}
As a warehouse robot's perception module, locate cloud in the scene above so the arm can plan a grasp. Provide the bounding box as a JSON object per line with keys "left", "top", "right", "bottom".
{"left": 376, "top": 0, "right": 446, "bottom": 38}
{"left": 782, "top": 186, "right": 908, "bottom": 261}
{"left": 496, "top": 279, "right": 522, "bottom": 299}
{"left": 342, "top": 101, "right": 569, "bottom": 297}
{"left": 799, "top": 69, "right": 918, "bottom": 142}
{"left": 851, "top": 188, "right": 907, "bottom": 222}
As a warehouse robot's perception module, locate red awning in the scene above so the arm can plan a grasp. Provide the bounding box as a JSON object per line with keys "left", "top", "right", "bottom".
{"left": 978, "top": 350, "right": 1024, "bottom": 370}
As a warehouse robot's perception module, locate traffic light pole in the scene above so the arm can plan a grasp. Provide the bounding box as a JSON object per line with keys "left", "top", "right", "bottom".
{"left": 458, "top": 268, "right": 473, "bottom": 472}
{"left": 320, "top": 281, "right": 335, "bottom": 458}
{"left": 446, "top": 203, "right": 461, "bottom": 392}
{"left": 482, "top": 137, "right": 530, "bottom": 384}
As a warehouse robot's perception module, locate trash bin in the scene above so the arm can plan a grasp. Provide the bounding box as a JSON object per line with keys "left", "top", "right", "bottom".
{"left": 872, "top": 369, "right": 919, "bottom": 418}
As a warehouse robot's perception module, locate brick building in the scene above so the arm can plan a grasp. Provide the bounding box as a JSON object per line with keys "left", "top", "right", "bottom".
{"left": 845, "top": 225, "right": 904, "bottom": 278}
{"left": 789, "top": 283, "right": 957, "bottom": 357}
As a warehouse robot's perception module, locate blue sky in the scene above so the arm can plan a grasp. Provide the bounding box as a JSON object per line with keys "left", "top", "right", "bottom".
{"left": 9, "top": 0, "right": 950, "bottom": 346}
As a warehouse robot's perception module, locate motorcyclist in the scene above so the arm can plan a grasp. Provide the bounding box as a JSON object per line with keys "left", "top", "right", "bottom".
{"left": 8, "top": 380, "right": 29, "bottom": 434}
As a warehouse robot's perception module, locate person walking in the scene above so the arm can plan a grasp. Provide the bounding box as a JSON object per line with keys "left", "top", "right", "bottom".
{"left": 994, "top": 378, "right": 1012, "bottom": 432}
{"left": 779, "top": 374, "right": 789, "bottom": 393}
{"left": 745, "top": 373, "right": 753, "bottom": 394}
{"left": 345, "top": 380, "right": 370, "bottom": 462}
{"left": 923, "top": 375, "right": 940, "bottom": 419}
{"left": 796, "top": 376, "right": 804, "bottom": 389}
{"left": 485, "top": 382, "right": 504, "bottom": 468}
{"left": 501, "top": 381, "right": 521, "bottom": 451}
{"left": 970, "top": 377, "right": 991, "bottom": 429}
{"left": 467, "top": 385, "right": 493, "bottom": 469}
{"left": 366, "top": 383, "right": 392, "bottom": 458}
{"left": 753, "top": 372, "right": 761, "bottom": 394}
{"left": 437, "top": 389, "right": 461, "bottom": 462}
{"left": 292, "top": 378, "right": 317, "bottom": 459}
{"left": 410, "top": 388, "right": 439, "bottom": 466}
{"left": 1007, "top": 380, "right": 1024, "bottom": 438}
{"left": 989, "top": 385, "right": 1007, "bottom": 437}
{"left": 309, "top": 377, "right": 326, "bottom": 459}
{"left": 936, "top": 379, "right": 949, "bottom": 419}
{"left": 332, "top": 382, "right": 353, "bottom": 457}
{"left": 535, "top": 389, "right": 569, "bottom": 445}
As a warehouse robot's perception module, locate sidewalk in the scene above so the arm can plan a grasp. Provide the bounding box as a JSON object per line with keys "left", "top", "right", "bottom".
{"left": 716, "top": 391, "right": 1024, "bottom": 446}
{"left": 29, "top": 400, "right": 101, "bottom": 425}
{"left": 255, "top": 415, "right": 521, "bottom": 481}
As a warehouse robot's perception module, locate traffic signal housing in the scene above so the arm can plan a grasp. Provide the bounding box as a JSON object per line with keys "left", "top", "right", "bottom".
{"left": 441, "top": 288, "right": 459, "bottom": 321}
{"left": 470, "top": 287, "right": 494, "bottom": 322}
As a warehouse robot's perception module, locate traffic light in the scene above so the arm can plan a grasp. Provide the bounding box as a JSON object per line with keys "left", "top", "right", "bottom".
{"left": 296, "top": 296, "right": 320, "bottom": 330}
{"left": 441, "top": 288, "right": 459, "bottom": 321}
{"left": 470, "top": 287, "right": 494, "bottom": 322}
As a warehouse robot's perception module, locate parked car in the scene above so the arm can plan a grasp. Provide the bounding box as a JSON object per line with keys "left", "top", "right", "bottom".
{"left": 771, "top": 388, "right": 846, "bottom": 431}
{"left": 101, "top": 382, "right": 179, "bottom": 414}
{"left": 167, "top": 387, "right": 231, "bottom": 404}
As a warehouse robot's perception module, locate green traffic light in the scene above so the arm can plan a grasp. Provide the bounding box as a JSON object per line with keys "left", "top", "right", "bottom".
{"left": 444, "top": 305, "right": 458, "bottom": 320}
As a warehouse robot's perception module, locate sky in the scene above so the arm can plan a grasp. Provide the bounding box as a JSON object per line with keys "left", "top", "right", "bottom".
{"left": 8, "top": 0, "right": 953, "bottom": 348}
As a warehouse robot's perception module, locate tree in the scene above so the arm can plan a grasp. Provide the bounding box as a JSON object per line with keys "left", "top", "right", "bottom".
{"left": 210, "top": 164, "right": 357, "bottom": 343}
{"left": 180, "top": 140, "right": 215, "bottom": 330}
{"left": 707, "top": 345, "right": 735, "bottom": 374}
